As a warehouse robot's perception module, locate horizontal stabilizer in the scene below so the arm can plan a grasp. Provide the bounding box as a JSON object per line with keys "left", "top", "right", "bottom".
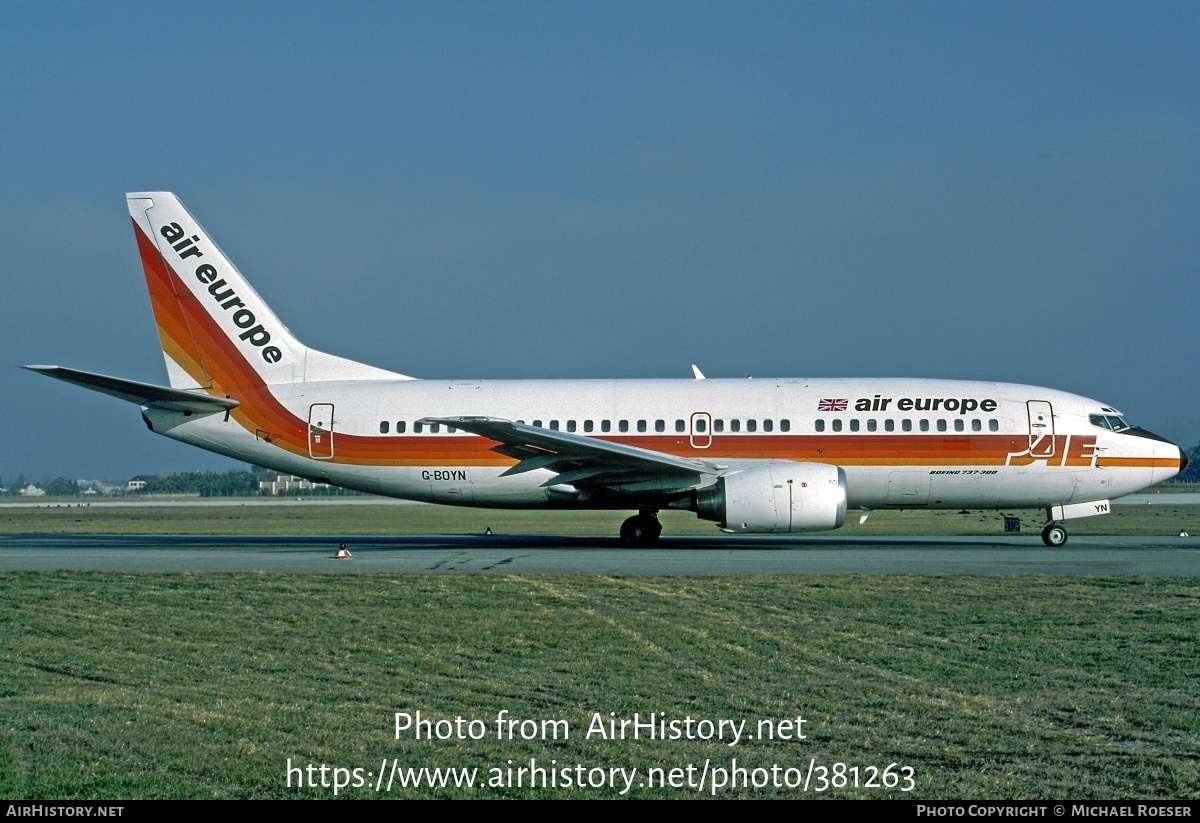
{"left": 22, "top": 365, "right": 239, "bottom": 414}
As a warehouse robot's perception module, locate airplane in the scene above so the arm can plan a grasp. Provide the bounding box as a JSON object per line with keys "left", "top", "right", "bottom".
{"left": 25, "top": 192, "right": 1187, "bottom": 547}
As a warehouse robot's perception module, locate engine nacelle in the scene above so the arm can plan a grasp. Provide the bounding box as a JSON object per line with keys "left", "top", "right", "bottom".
{"left": 697, "top": 462, "right": 847, "bottom": 533}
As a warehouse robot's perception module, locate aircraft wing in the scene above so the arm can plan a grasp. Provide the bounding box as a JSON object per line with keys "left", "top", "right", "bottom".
{"left": 422, "top": 416, "right": 723, "bottom": 495}
{"left": 22, "top": 365, "right": 239, "bottom": 414}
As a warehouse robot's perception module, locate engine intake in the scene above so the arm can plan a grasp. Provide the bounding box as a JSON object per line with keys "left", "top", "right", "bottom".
{"left": 697, "top": 462, "right": 847, "bottom": 533}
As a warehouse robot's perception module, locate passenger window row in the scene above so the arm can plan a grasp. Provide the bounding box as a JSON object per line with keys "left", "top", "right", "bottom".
{"left": 378, "top": 421, "right": 457, "bottom": 434}
{"left": 813, "top": 418, "right": 1000, "bottom": 433}
{"left": 378, "top": 418, "right": 795, "bottom": 434}
{"left": 379, "top": 417, "right": 1003, "bottom": 435}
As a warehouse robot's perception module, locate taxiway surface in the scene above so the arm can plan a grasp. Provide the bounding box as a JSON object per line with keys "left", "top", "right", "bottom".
{"left": 1, "top": 534, "right": 1196, "bottom": 575}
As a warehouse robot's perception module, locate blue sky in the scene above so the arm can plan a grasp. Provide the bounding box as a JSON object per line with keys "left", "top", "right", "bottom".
{"left": 2, "top": 1, "right": 1198, "bottom": 482}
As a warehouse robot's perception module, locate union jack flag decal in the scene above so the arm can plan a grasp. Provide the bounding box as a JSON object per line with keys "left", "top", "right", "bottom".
{"left": 817, "top": 398, "right": 848, "bottom": 412}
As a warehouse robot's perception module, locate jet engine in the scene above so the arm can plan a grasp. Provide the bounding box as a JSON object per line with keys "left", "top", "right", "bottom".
{"left": 696, "top": 462, "right": 847, "bottom": 533}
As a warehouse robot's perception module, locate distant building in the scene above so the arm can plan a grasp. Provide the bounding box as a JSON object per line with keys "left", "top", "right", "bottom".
{"left": 126, "top": 476, "right": 151, "bottom": 493}
{"left": 76, "top": 479, "right": 116, "bottom": 495}
{"left": 258, "top": 474, "right": 331, "bottom": 495}
{"left": 19, "top": 484, "right": 46, "bottom": 497}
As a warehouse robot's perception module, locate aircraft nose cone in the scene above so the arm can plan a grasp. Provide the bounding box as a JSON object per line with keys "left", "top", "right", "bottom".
{"left": 1123, "top": 427, "right": 1189, "bottom": 481}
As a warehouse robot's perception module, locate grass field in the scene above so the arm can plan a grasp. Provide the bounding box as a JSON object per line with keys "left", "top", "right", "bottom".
{"left": 1, "top": 502, "right": 1197, "bottom": 799}
{"left": 2, "top": 574, "right": 1197, "bottom": 799}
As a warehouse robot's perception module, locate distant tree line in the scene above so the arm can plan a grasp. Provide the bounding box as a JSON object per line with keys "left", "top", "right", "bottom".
{"left": 0, "top": 475, "right": 76, "bottom": 496}
{"left": 1179, "top": 443, "right": 1200, "bottom": 484}
{"left": 1, "top": 467, "right": 361, "bottom": 497}
{"left": 139, "top": 467, "right": 363, "bottom": 497}
{"left": 141, "top": 470, "right": 262, "bottom": 497}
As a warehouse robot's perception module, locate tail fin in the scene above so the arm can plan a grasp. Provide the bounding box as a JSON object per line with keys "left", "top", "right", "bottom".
{"left": 127, "top": 192, "right": 409, "bottom": 390}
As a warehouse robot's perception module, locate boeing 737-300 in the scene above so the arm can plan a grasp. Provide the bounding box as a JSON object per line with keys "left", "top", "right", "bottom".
{"left": 25, "top": 192, "right": 1188, "bottom": 546}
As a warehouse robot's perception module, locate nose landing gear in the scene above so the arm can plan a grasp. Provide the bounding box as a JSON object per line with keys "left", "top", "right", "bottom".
{"left": 620, "top": 510, "right": 662, "bottom": 545}
{"left": 1041, "top": 523, "right": 1068, "bottom": 547}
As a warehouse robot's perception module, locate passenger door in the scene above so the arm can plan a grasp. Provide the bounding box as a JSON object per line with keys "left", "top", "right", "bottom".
{"left": 1027, "top": 400, "right": 1055, "bottom": 458}
{"left": 308, "top": 404, "right": 335, "bottom": 459}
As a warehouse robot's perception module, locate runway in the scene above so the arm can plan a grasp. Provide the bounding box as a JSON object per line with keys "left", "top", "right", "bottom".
{"left": 0, "top": 533, "right": 1196, "bottom": 574}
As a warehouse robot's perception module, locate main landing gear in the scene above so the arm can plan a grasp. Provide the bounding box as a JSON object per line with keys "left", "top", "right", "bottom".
{"left": 1041, "top": 523, "right": 1068, "bottom": 547}
{"left": 620, "top": 510, "right": 662, "bottom": 545}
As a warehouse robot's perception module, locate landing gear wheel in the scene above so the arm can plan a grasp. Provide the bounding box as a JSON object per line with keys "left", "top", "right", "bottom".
{"left": 1041, "top": 524, "right": 1068, "bottom": 547}
{"left": 620, "top": 513, "right": 662, "bottom": 545}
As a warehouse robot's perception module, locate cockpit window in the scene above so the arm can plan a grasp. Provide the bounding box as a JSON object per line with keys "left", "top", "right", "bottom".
{"left": 1089, "top": 414, "right": 1131, "bottom": 432}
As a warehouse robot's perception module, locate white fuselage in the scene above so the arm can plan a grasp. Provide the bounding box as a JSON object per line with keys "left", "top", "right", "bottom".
{"left": 143, "top": 375, "right": 1180, "bottom": 514}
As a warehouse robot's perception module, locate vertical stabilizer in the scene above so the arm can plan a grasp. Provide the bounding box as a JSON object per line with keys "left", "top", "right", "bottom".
{"left": 127, "top": 192, "right": 409, "bottom": 389}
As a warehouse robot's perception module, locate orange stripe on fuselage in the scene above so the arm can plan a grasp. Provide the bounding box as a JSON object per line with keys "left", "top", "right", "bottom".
{"left": 1097, "top": 456, "right": 1179, "bottom": 469}
{"left": 301, "top": 433, "right": 1129, "bottom": 469}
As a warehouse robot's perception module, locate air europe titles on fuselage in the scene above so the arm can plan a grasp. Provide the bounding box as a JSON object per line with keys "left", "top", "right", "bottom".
{"left": 849, "top": 395, "right": 999, "bottom": 414}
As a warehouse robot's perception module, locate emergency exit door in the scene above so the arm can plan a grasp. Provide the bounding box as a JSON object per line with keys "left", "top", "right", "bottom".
{"left": 690, "top": 412, "right": 712, "bottom": 449}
